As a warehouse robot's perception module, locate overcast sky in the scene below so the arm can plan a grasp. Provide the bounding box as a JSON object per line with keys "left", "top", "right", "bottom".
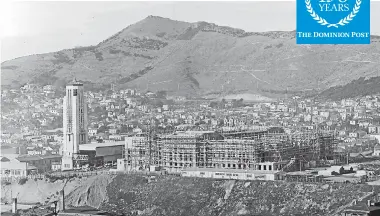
{"left": 1, "top": 1, "right": 380, "bottom": 62}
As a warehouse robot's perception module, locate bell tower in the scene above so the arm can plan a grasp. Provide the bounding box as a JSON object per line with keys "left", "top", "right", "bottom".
{"left": 61, "top": 78, "right": 88, "bottom": 170}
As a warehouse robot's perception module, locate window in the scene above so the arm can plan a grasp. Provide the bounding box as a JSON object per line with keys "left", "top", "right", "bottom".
{"left": 200, "top": 172, "right": 205, "bottom": 175}
{"left": 64, "top": 164, "right": 70, "bottom": 168}
{"left": 73, "top": 89, "right": 78, "bottom": 96}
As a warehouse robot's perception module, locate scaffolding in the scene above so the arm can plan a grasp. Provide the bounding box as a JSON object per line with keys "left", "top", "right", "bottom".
{"left": 122, "top": 128, "right": 342, "bottom": 173}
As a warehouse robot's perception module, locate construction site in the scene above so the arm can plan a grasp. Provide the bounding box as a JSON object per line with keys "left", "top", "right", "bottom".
{"left": 118, "top": 127, "right": 344, "bottom": 174}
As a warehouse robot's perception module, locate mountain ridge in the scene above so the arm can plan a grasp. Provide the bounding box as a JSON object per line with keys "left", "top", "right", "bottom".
{"left": 2, "top": 15, "right": 380, "bottom": 98}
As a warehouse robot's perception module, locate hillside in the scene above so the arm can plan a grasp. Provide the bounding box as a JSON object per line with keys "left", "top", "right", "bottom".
{"left": 99, "top": 174, "right": 379, "bottom": 216}
{"left": 2, "top": 15, "right": 380, "bottom": 97}
{"left": 317, "top": 76, "right": 380, "bottom": 100}
{"left": 0, "top": 175, "right": 113, "bottom": 206}
{"left": 2, "top": 174, "right": 380, "bottom": 216}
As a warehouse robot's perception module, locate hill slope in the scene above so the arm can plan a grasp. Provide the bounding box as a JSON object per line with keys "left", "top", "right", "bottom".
{"left": 98, "top": 174, "right": 379, "bottom": 216}
{"left": 2, "top": 15, "right": 380, "bottom": 97}
{"left": 2, "top": 174, "right": 379, "bottom": 216}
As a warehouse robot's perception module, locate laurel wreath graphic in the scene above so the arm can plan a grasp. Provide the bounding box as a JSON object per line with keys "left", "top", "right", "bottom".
{"left": 305, "top": 0, "right": 362, "bottom": 28}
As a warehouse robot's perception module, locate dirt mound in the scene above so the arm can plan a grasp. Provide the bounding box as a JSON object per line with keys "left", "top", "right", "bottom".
{"left": 1, "top": 174, "right": 113, "bottom": 208}
{"left": 65, "top": 174, "right": 114, "bottom": 208}
{"left": 1, "top": 177, "right": 78, "bottom": 204}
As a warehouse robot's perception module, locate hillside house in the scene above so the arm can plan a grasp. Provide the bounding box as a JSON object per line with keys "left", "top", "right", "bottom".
{"left": 342, "top": 200, "right": 380, "bottom": 216}
{"left": 373, "top": 145, "right": 380, "bottom": 156}
{"left": 368, "top": 125, "right": 380, "bottom": 134}
{"left": 88, "top": 128, "right": 98, "bottom": 137}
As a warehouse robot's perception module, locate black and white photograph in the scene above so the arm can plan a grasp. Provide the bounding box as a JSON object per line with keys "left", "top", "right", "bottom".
{"left": 1, "top": 0, "right": 380, "bottom": 215}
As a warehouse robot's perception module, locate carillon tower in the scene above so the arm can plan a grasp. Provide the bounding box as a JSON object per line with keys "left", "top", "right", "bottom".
{"left": 61, "top": 78, "right": 88, "bottom": 170}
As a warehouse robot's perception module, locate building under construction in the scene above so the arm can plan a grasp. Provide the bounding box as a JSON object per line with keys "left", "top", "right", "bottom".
{"left": 118, "top": 127, "right": 342, "bottom": 173}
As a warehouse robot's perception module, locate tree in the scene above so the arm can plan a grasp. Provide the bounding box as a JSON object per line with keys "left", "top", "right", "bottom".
{"left": 209, "top": 101, "right": 218, "bottom": 108}
{"left": 93, "top": 106, "right": 103, "bottom": 113}
{"left": 156, "top": 90, "right": 167, "bottom": 98}
{"left": 97, "top": 125, "right": 108, "bottom": 133}
{"left": 153, "top": 99, "right": 164, "bottom": 108}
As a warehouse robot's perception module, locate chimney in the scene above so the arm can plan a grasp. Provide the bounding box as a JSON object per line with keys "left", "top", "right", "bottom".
{"left": 368, "top": 200, "right": 372, "bottom": 207}
{"left": 11, "top": 198, "right": 17, "bottom": 213}
{"left": 59, "top": 190, "right": 65, "bottom": 212}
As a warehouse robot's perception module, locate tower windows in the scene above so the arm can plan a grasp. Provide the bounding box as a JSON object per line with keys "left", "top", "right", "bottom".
{"left": 73, "top": 89, "right": 78, "bottom": 96}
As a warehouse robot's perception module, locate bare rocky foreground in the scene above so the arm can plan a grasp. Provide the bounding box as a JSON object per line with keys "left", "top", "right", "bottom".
{"left": 2, "top": 174, "right": 380, "bottom": 216}
{"left": 1, "top": 175, "right": 113, "bottom": 211}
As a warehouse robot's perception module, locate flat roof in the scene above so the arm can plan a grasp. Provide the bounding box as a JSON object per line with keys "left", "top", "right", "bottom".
{"left": 344, "top": 203, "right": 380, "bottom": 213}
{"left": 16, "top": 155, "right": 42, "bottom": 162}
{"left": 58, "top": 206, "right": 111, "bottom": 215}
{"left": 324, "top": 176, "right": 360, "bottom": 182}
{"left": 16, "top": 155, "right": 61, "bottom": 162}
{"left": 160, "top": 131, "right": 218, "bottom": 139}
{"left": 181, "top": 167, "right": 278, "bottom": 175}
{"left": 79, "top": 141, "right": 125, "bottom": 151}
{"left": 286, "top": 171, "right": 314, "bottom": 176}
{"left": 1, "top": 161, "right": 37, "bottom": 170}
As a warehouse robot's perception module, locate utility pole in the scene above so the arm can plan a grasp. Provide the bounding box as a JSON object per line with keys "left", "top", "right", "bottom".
{"left": 300, "top": 158, "right": 302, "bottom": 172}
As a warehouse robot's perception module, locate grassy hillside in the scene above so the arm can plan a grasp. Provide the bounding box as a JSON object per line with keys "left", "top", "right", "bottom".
{"left": 2, "top": 16, "right": 380, "bottom": 97}
{"left": 317, "top": 76, "right": 380, "bottom": 100}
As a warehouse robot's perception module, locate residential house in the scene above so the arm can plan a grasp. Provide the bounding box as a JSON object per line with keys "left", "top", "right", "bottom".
{"left": 373, "top": 145, "right": 380, "bottom": 156}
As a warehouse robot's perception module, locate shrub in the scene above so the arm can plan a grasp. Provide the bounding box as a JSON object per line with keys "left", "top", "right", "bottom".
{"left": 1, "top": 180, "right": 11, "bottom": 185}
{"left": 18, "top": 178, "right": 28, "bottom": 185}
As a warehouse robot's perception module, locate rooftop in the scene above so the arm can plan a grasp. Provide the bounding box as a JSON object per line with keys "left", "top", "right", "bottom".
{"left": 57, "top": 206, "right": 112, "bottom": 216}
{"left": 67, "top": 78, "right": 83, "bottom": 86}
{"left": 181, "top": 167, "right": 279, "bottom": 175}
{"left": 1, "top": 161, "right": 37, "bottom": 170}
{"left": 79, "top": 141, "right": 125, "bottom": 151}
{"left": 343, "top": 202, "right": 380, "bottom": 214}
{"left": 160, "top": 131, "right": 217, "bottom": 138}
{"left": 16, "top": 154, "right": 62, "bottom": 162}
